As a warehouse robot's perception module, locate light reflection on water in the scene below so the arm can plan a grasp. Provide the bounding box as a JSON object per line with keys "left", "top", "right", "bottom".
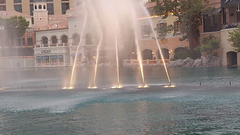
{"left": 1, "top": 67, "right": 240, "bottom": 134}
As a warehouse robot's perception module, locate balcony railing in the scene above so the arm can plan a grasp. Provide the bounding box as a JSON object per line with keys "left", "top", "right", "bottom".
{"left": 35, "top": 43, "right": 69, "bottom": 48}
{"left": 123, "top": 59, "right": 170, "bottom": 66}
{"left": 222, "top": 22, "right": 239, "bottom": 29}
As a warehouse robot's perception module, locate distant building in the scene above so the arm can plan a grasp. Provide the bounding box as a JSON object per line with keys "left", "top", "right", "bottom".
{"left": 0, "top": 0, "right": 77, "bottom": 16}
{"left": 33, "top": 1, "right": 98, "bottom": 67}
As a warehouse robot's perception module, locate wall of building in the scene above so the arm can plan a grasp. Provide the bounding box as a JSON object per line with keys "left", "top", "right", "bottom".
{"left": 4, "top": 0, "right": 75, "bottom": 15}
{"left": 36, "top": 29, "right": 69, "bottom": 45}
{"left": 220, "top": 28, "right": 238, "bottom": 66}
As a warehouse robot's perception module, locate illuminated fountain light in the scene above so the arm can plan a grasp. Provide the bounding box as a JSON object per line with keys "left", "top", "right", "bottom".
{"left": 68, "top": 87, "right": 74, "bottom": 89}
{"left": 164, "top": 85, "right": 176, "bottom": 88}
{"left": 63, "top": 87, "right": 74, "bottom": 90}
{"left": 88, "top": 86, "right": 98, "bottom": 89}
{"left": 138, "top": 84, "right": 149, "bottom": 88}
{"left": 111, "top": 84, "right": 123, "bottom": 89}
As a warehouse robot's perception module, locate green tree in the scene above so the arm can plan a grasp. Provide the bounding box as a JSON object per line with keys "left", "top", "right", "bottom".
{"left": 152, "top": 0, "right": 209, "bottom": 52}
{"left": 195, "top": 34, "right": 220, "bottom": 56}
{"left": 0, "top": 16, "right": 29, "bottom": 46}
{"left": 157, "top": 24, "right": 173, "bottom": 39}
{"left": 228, "top": 26, "right": 240, "bottom": 52}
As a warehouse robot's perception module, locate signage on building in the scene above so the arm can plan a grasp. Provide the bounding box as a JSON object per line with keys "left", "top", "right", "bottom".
{"left": 41, "top": 50, "right": 51, "bottom": 54}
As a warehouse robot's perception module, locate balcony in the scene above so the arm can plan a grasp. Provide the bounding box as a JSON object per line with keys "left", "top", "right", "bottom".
{"left": 35, "top": 43, "right": 69, "bottom": 48}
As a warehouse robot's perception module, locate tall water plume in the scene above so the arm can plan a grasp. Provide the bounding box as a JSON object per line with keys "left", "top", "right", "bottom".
{"left": 139, "top": 2, "right": 172, "bottom": 86}
{"left": 129, "top": 2, "right": 146, "bottom": 87}
{"left": 69, "top": 11, "right": 88, "bottom": 88}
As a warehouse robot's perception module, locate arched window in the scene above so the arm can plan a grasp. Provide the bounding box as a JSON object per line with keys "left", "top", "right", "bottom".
{"left": 142, "top": 49, "right": 153, "bottom": 60}
{"left": 42, "top": 36, "right": 48, "bottom": 44}
{"left": 51, "top": 36, "right": 58, "bottom": 44}
{"left": 35, "top": 5, "right": 37, "bottom": 10}
{"left": 157, "top": 48, "right": 169, "bottom": 59}
{"left": 43, "top": 5, "right": 46, "bottom": 9}
{"left": 39, "top": 5, "right": 42, "bottom": 9}
{"left": 72, "top": 34, "right": 80, "bottom": 45}
{"left": 61, "top": 35, "right": 68, "bottom": 44}
{"left": 86, "top": 33, "right": 92, "bottom": 45}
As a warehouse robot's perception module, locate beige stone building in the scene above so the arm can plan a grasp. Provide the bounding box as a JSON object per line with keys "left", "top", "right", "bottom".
{"left": 0, "top": 0, "right": 79, "bottom": 15}
{"left": 200, "top": 0, "right": 240, "bottom": 67}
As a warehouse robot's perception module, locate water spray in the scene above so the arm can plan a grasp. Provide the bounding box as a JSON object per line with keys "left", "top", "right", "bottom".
{"left": 67, "top": 11, "right": 88, "bottom": 89}
{"left": 129, "top": 2, "right": 147, "bottom": 88}
{"left": 140, "top": 2, "right": 173, "bottom": 87}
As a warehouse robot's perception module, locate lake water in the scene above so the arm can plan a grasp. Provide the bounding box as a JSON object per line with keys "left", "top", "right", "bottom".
{"left": 1, "top": 67, "right": 240, "bottom": 134}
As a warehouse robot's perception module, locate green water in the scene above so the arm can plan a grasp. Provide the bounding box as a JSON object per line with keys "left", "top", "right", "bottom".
{"left": 0, "top": 67, "right": 240, "bottom": 134}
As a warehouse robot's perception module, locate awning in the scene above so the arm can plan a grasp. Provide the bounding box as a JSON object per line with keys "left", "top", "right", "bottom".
{"left": 42, "top": 56, "right": 49, "bottom": 59}
{"left": 50, "top": 55, "right": 57, "bottom": 59}
{"left": 35, "top": 56, "right": 42, "bottom": 59}
{"left": 58, "top": 55, "right": 63, "bottom": 58}
{"left": 223, "top": 0, "right": 240, "bottom": 8}
{"left": 70, "top": 53, "right": 82, "bottom": 56}
{"left": 201, "top": 7, "right": 222, "bottom": 15}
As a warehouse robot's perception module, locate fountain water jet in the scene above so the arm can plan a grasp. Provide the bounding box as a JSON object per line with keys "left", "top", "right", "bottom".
{"left": 130, "top": 4, "right": 148, "bottom": 88}
{"left": 140, "top": 2, "right": 172, "bottom": 86}
{"left": 114, "top": 28, "right": 121, "bottom": 88}
{"left": 67, "top": 11, "right": 88, "bottom": 89}
{"left": 92, "top": 33, "right": 103, "bottom": 88}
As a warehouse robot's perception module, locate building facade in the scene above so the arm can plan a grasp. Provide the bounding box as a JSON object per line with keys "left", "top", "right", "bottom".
{"left": 0, "top": 0, "right": 79, "bottom": 15}
{"left": 33, "top": 2, "right": 98, "bottom": 67}
{"left": 200, "top": 0, "right": 240, "bottom": 67}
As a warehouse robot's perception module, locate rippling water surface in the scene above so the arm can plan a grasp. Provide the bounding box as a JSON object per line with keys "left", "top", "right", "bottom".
{"left": 1, "top": 67, "right": 240, "bottom": 134}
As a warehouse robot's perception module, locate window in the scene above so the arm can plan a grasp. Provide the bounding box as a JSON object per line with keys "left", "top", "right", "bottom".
{"left": 14, "top": 5, "right": 22, "bottom": 13}
{"left": 141, "top": 25, "right": 151, "bottom": 38}
{"left": 174, "top": 21, "right": 181, "bottom": 32}
{"left": 61, "top": 35, "right": 68, "bottom": 43}
{"left": 14, "top": 0, "right": 21, "bottom": 3}
{"left": 30, "top": 4, "right": 34, "bottom": 15}
{"left": 61, "top": 3, "right": 69, "bottom": 14}
{"left": 0, "top": 0, "right": 6, "bottom": 4}
{"left": 0, "top": 5, "right": 6, "bottom": 11}
{"left": 51, "top": 36, "right": 57, "bottom": 44}
{"left": 157, "top": 21, "right": 167, "bottom": 29}
{"left": 28, "top": 38, "right": 33, "bottom": 46}
{"left": 58, "top": 55, "right": 63, "bottom": 63}
{"left": 203, "top": 14, "right": 221, "bottom": 32}
{"left": 47, "top": 3, "right": 54, "bottom": 15}
{"left": 42, "top": 37, "right": 48, "bottom": 44}
{"left": 73, "top": 34, "right": 80, "bottom": 45}
{"left": 38, "top": 4, "right": 42, "bottom": 9}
